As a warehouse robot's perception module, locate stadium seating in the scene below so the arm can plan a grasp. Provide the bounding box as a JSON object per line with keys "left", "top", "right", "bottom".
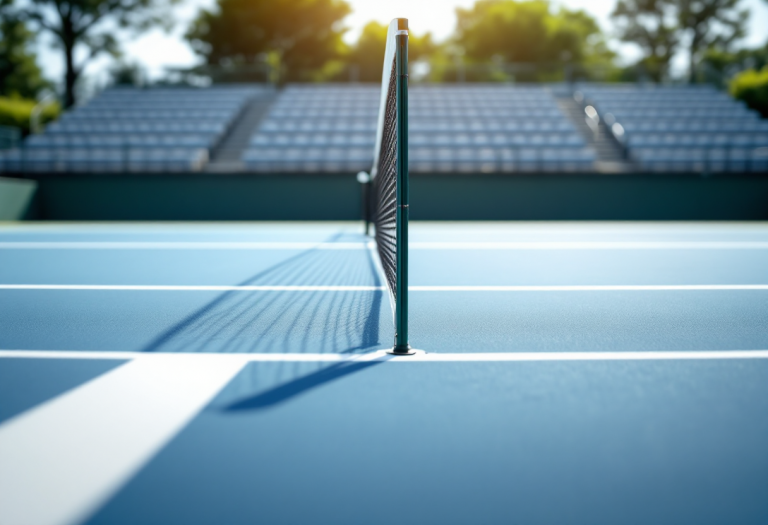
{"left": 3, "top": 82, "right": 765, "bottom": 175}
{"left": 0, "top": 148, "right": 209, "bottom": 172}
{"left": 577, "top": 85, "right": 768, "bottom": 172}
{"left": 242, "top": 84, "right": 596, "bottom": 173}
{"left": 1, "top": 86, "right": 268, "bottom": 173}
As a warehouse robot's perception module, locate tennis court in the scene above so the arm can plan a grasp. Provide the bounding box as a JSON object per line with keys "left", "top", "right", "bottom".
{"left": 1, "top": 220, "right": 768, "bottom": 525}
{"left": 2, "top": 16, "right": 768, "bottom": 525}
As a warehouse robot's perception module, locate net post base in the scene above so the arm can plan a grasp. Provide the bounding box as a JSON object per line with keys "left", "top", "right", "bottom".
{"left": 388, "top": 344, "right": 416, "bottom": 356}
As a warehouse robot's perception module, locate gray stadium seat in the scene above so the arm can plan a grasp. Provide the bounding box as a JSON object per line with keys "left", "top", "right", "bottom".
{"left": 242, "top": 84, "right": 596, "bottom": 173}
{"left": 578, "top": 84, "right": 766, "bottom": 174}
{"left": 7, "top": 85, "right": 270, "bottom": 173}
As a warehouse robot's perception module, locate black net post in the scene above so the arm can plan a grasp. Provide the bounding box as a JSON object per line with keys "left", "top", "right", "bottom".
{"left": 392, "top": 20, "right": 411, "bottom": 354}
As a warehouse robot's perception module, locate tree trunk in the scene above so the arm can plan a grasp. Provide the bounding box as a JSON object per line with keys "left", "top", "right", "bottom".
{"left": 688, "top": 30, "right": 700, "bottom": 85}
{"left": 689, "top": 45, "right": 696, "bottom": 84}
{"left": 64, "top": 41, "right": 79, "bottom": 108}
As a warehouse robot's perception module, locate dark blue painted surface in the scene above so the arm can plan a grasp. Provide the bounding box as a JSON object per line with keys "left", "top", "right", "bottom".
{"left": 409, "top": 290, "right": 768, "bottom": 352}
{"left": 1, "top": 224, "right": 767, "bottom": 353}
{"left": 85, "top": 360, "right": 768, "bottom": 525}
{"left": 2, "top": 290, "right": 766, "bottom": 353}
{"left": 0, "top": 289, "right": 393, "bottom": 353}
{"left": 0, "top": 358, "right": 126, "bottom": 424}
{"left": 1, "top": 222, "right": 768, "bottom": 525}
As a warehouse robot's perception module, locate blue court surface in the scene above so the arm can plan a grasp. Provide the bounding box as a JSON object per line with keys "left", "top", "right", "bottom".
{"left": 1, "top": 221, "right": 767, "bottom": 525}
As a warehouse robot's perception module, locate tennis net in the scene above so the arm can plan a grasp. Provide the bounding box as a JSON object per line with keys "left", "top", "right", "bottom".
{"left": 365, "top": 18, "right": 412, "bottom": 355}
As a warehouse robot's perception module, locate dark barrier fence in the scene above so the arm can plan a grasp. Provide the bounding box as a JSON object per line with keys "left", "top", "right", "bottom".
{"left": 15, "top": 171, "right": 768, "bottom": 221}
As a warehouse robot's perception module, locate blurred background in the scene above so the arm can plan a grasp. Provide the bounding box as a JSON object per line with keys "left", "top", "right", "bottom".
{"left": 1, "top": 0, "right": 767, "bottom": 220}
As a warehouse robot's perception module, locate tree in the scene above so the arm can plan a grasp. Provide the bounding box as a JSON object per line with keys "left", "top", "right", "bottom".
{"left": 342, "top": 21, "right": 437, "bottom": 82}
{"left": 678, "top": 0, "right": 748, "bottom": 83}
{"left": 611, "top": 0, "right": 678, "bottom": 82}
{"left": 729, "top": 66, "right": 768, "bottom": 117}
{"left": 612, "top": 0, "right": 748, "bottom": 83}
{"left": 452, "top": 0, "right": 613, "bottom": 80}
{"left": 187, "top": 0, "right": 351, "bottom": 83}
{"left": 699, "top": 44, "right": 768, "bottom": 85}
{"left": 109, "top": 60, "right": 145, "bottom": 86}
{"left": 6, "top": 0, "right": 173, "bottom": 107}
{"left": 0, "top": 6, "right": 48, "bottom": 98}
{"left": 0, "top": 96, "right": 59, "bottom": 135}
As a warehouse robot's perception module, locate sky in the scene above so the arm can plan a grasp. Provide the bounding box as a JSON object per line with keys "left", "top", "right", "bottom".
{"left": 35, "top": 0, "right": 768, "bottom": 89}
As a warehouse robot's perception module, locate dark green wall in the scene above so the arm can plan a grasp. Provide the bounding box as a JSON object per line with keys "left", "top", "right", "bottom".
{"left": 32, "top": 174, "right": 360, "bottom": 221}
{"left": 411, "top": 174, "right": 768, "bottom": 220}
{"left": 23, "top": 172, "right": 768, "bottom": 221}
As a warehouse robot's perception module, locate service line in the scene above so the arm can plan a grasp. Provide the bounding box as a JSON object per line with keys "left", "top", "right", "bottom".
{"left": 2, "top": 241, "right": 768, "bottom": 250}
{"left": 2, "top": 349, "right": 768, "bottom": 362}
{"left": 1, "top": 284, "right": 767, "bottom": 292}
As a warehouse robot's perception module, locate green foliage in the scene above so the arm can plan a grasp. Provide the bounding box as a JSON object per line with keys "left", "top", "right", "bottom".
{"left": 187, "top": 0, "right": 351, "bottom": 83}
{"left": 0, "top": 96, "right": 59, "bottom": 135}
{"left": 611, "top": 0, "right": 678, "bottom": 82}
{"left": 699, "top": 44, "right": 768, "bottom": 85}
{"left": 451, "top": 0, "right": 613, "bottom": 82}
{"left": 109, "top": 61, "right": 146, "bottom": 86}
{"left": 10, "top": 0, "right": 175, "bottom": 107}
{"left": 338, "top": 21, "right": 438, "bottom": 82}
{"left": 612, "top": 0, "right": 748, "bottom": 83}
{"left": 0, "top": 14, "right": 48, "bottom": 98}
{"left": 729, "top": 67, "right": 768, "bottom": 117}
{"left": 678, "top": 0, "right": 748, "bottom": 82}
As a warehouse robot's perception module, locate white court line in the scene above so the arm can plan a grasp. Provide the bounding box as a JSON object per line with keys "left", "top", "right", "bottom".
{"left": 0, "top": 355, "right": 246, "bottom": 525}
{"left": 1, "top": 284, "right": 768, "bottom": 292}
{"left": 1, "top": 348, "right": 765, "bottom": 524}
{"left": 0, "top": 242, "right": 369, "bottom": 250}
{"left": 410, "top": 285, "right": 768, "bottom": 292}
{"left": 2, "top": 349, "right": 768, "bottom": 362}
{"left": 0, "top": 284, "right": 386, "bottom": 291}
{"left": 2, "top": 241, "right": 768, "bottom": 250}
{"left": 412, "top": 241, "right": 768, "bottom": 250}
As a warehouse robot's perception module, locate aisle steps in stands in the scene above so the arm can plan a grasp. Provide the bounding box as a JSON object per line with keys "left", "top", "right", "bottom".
{"left": 557, "top": 96, "right": 634, "bottom": 173}
{"left": 208, "top": 90, "right": 278, "bottom": 171}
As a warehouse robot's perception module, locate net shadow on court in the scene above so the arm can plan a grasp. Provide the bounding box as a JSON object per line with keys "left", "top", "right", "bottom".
{"left": 141, "top": 233, "right": 386, "bottom": 355}
{"left": 221, "top": 359, "right": 388, "bottom": 412}
{"left": 137, "top": 233, "right": 392, "bottom": 410}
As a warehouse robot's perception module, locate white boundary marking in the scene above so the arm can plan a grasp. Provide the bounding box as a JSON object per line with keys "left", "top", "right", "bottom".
{"left": 0, "top": 355, "right": 246, "bottom": 525}
{"left": 0, "top": 242, "right": 370, "bottom": 250}
{"left": 412, "top": 241, "right": 768, "bottom": 250}
{"left": 410, "top": 285, "right": 768, "bottom": 292}
{"left": 1, "top": 347, "right": 766, "bottom": 525}
{"left": 0, "top": 284, "right": 386, "bottom": 291}
{"left": 1, "top": 284, "right": 767, "bottom": 292}
{"left": 2, "top": 241, "right": 768, "bottom": 250}
{"left": 2, "top": 349, "right": 768, "bottom": 362}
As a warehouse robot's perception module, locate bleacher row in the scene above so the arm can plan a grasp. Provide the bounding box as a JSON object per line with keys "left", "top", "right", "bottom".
{"left": 243, "top": 85, "right": 596, "bottom": 172}
{"left": 1, "top": 86, "right": 267, "bottom": 172}
{"left": 0, "top": 149, "right": 208, "bottom": 172}
{"left": 0, "top": 83, "right": 766, "bottom": 174}
{"left": 578, "top": 85, "right": 768, "bottom": 172}
{"left": 242, "top": 86, "right": 373, "bottom": 172}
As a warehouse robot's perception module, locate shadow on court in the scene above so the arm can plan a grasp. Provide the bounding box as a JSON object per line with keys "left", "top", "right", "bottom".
{"left": 141, "top": 233, "right": 386, "bottom": 355}
{"left": 140, "top": 232, "right": 390, "bottom": 409}
{"left": 223, "top": 359, "right": 388, "bottom": 411}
